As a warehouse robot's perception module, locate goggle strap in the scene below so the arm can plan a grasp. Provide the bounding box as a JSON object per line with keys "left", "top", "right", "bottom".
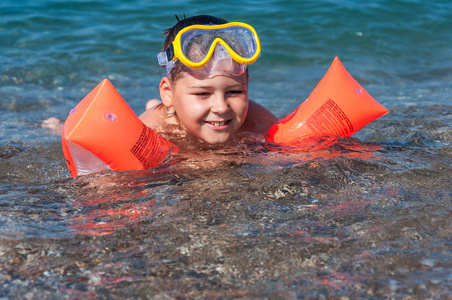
{"left": 157, "top": 45, "right": 175, "bottom": 66}
{"left": 157, "top": 52, "right": 167, "bottom": 66}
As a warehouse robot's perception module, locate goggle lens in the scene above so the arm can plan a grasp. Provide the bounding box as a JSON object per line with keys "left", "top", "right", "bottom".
{"left": 157, "top": 22, "right": 261, "bottom": 78}
{"left": 179, "top": 26, "right": 258, "bottom": 64}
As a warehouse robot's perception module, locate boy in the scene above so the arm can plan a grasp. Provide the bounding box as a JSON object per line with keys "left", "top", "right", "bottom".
{"left": 138, "top": 15, "right": 277, "bottom": 145}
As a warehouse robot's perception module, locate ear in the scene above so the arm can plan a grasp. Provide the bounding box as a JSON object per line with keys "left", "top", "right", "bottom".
{"left": 159, "top": 77, "right": 173, "bottom": 107}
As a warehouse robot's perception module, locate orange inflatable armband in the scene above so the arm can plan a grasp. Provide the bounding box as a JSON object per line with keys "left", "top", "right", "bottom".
{"left": 267, "top": 57, "right": 388, "bottom": 144}
{"left": 61, "top": 79, "right": 178, "bottom": 177}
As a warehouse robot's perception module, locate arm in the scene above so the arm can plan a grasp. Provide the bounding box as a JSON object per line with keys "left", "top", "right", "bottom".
{"left": 240, "top": 100, "right": 278, "bottom": 134}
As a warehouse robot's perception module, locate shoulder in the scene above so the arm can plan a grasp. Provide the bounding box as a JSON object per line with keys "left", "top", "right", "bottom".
{"left": 138, "top": 101, "right": 166, "bottom": 129}
{"left": 240, "top": 100, "right": 278, "bottom": 134}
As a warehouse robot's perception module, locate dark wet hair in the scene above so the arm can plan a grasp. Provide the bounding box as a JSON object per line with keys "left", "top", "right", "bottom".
{"left": 162, "top": 15, "right": 229, "bottom": 82}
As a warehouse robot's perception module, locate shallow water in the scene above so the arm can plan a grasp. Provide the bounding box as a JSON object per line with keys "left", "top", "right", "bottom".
{"left": 1, "top": 0, "right": 451, "bottom": 298}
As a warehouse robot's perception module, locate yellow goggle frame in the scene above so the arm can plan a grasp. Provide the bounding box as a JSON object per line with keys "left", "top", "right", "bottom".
{"left": 158, "top": 22, "right": 261, "bottom": 70}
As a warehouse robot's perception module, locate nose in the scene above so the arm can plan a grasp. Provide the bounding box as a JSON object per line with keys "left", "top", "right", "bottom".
{"left": 210, "top": 94, "right": 230, "bottom": 114}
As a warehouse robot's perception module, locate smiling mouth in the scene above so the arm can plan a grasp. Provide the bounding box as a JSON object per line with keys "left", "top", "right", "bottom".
{"left": 205, "top": 120, "right": 231, "bottom": 127}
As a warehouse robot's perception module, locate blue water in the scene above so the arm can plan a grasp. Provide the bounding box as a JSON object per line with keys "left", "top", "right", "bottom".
{"left": 1, "top": 1, "right": 451, "bottom": 298}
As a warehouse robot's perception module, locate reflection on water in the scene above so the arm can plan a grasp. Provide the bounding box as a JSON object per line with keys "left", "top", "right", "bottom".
{"left": 1, "top": 116, "right": 450, "bottom": 297}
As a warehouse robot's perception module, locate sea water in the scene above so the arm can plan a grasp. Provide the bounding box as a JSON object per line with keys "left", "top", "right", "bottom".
{"left": 1, "top": 0, "right": 451, "bottom": 298}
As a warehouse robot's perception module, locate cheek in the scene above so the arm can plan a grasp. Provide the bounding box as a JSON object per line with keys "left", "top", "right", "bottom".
{"left": 188, "top": 101, "right": 208, "bottom": 116}
{"left": 233, "top": 98, "right": 249, "bottom": 118}
{"left": 175, "top": 99, "right": 206, "bottom": 122}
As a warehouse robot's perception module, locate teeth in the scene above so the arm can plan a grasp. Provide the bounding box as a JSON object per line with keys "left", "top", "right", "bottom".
{"left": 210, "top": 121, "right": 226, "bottom": 126}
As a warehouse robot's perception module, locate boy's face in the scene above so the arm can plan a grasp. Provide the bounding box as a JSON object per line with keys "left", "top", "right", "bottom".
{"left": 165, "top": 72, "right": 249, "bottom": 144}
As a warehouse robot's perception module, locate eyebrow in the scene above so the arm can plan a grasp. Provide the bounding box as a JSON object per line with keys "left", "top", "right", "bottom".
{"left": 188, "top": 85, "right": 211, "bottom": 89}
{"left": 228, "top": 83, "right": 247, "bottom": 89}
{"left": 188, "top": 83, "right": 246, "bottom": 89}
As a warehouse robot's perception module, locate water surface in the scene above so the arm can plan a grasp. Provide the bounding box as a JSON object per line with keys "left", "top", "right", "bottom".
{"left": 1, "top": 0, "right": 451, "bottom": 298}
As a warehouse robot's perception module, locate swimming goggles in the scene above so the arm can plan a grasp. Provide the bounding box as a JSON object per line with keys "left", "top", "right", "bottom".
{"left": 157, "top": 22, "right": 261, "bottom": 77}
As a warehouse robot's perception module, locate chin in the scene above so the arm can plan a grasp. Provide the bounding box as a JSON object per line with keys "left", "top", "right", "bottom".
{"left": 202, "top": 135, "right": 232, "bottom": 145}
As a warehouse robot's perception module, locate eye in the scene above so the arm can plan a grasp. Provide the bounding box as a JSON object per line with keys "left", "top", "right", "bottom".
{"left": 227, "top": 90, "right": 245, "bottom": 96}
{"left": 195, "top": 92, "right": 211, "bottom": 98}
